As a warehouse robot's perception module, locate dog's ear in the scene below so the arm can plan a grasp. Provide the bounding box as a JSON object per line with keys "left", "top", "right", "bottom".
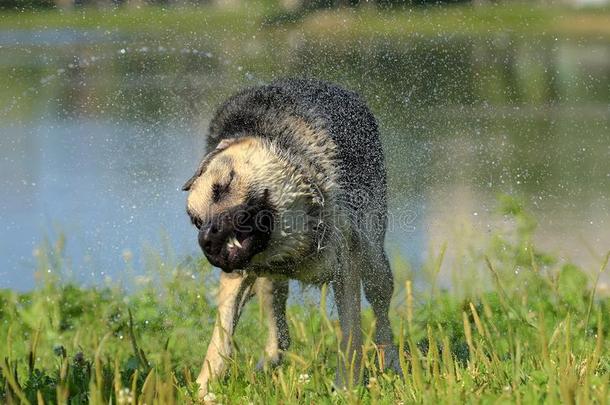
{"left": 182, "top": 138, "right": 239, "bottom": 191}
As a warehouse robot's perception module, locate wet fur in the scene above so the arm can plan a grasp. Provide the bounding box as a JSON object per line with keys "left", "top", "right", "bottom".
{"left": 184, "top": 78, "right": 399, "bottom": 399}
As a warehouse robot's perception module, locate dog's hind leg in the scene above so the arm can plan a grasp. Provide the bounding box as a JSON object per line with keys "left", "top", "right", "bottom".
{"left": 332, "top": 254, "right": 363, "bottom": 389}
{"left": 361, "top": 247, "right": 402, "bottom": 375}
{"left": 255, "top": 277, "right": 290, "bottom": 370}
{"left": 197, "top": 271, "right": 257, "bottom": 399}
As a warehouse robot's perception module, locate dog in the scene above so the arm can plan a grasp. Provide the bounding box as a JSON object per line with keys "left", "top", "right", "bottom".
{"left": 183, "top": 78, "right": 400, "bottom": 398}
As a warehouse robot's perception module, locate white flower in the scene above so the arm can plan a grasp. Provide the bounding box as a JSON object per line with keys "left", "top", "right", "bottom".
{"left": 117, "top": 388, "right": 134, "bottom": 404}
{"left": 203, "top": 392, "right": 217, "bottom": 402}
{"left": 298, "top": 373, "right": 311, "bottom": 384}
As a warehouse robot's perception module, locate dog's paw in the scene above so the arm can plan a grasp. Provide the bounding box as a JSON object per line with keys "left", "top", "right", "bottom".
{"left": 377, "top": 344, "right": 403, "bottom": 376}
{"left": 255, "top": 353, "right": 283, "bottom": 372}
{"left": 200, "top": 391, "right": 218, "bottom": 404}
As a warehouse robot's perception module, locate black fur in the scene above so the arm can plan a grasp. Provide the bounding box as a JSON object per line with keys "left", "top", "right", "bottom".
{"left": 208, "top": 78, "right": 387, "bottom": 243}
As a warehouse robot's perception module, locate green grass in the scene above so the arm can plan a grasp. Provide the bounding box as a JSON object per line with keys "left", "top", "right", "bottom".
{"left": 0, "top": 2, "right": 609, "bottom": 39}
{"left": 296, "top": 3, "right": 610, "bottom": 40}
{"left": 0, "top": 5, "right": 264, "bottom": 33}
{"left": 0, "top": 196, "right": 608, "bottom": 404}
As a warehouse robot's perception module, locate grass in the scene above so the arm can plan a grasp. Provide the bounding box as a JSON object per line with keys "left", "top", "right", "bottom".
{"left": 0, "top": 5, "right": 263, "bottom": 33}
{"left": 299, "top": 3, "right": 610, "bottom": 39}
{"left": 0, "top": 2, "right": 609, "bottom": 39}
{"left": 0, "top": 196, "right": 608, "bottom": 404}
{"left": 1, "top": 2, "right": 608, "bottom": 402}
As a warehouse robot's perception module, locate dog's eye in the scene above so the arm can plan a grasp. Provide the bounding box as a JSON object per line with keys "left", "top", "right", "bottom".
{"left": 189, "top": 214, "right": 203, "bottom": 229}
{"left": 211, "top": 183, "right": 224, "bottom": 203}
{"left": 212, "top": 170, "right": 235, "bottom": 203}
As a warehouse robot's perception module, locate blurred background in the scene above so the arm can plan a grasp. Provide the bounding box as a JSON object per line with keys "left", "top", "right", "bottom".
{"left": 0, "top": 0, "right": 608, "bottom": 290}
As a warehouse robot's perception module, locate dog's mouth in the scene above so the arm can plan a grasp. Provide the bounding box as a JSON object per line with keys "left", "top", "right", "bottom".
{"left": 217, "top": 229, "right": 259, "bottom": 270}
{"left": 198, "top": 195, "right": 274, "bottom": 272}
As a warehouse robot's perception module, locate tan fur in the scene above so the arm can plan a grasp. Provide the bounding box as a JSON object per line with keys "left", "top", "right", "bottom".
{"left": 187, "top": 129, "right": 341, "bottom": 271}
{"left": 197, "top": 274, "right": 287, "bottom": 400}
{"left": 196, "top": 271, "right": 256, "bottom": 393}
{"left": 187, "top": 137, "right": 263, "bottom": 221}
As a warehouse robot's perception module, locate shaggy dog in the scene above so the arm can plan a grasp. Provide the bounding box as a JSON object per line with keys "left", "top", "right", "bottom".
{"left": 183, "top": 78, "right": 400, "bottom": 398}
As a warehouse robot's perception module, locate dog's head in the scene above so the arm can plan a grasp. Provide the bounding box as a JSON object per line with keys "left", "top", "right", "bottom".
{"left": 183, "top": 137, "right": 319, "bottom": 272}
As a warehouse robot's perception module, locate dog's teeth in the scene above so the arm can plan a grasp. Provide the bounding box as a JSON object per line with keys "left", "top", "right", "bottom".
{"left": 233, "top": 238, "right": 242, "bottom": 248}
{"left": 227, "top": 240, "right": 235, "bottom": 249}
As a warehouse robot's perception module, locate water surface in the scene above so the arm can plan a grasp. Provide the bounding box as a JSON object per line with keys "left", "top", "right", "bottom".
{"left": 1, "top": 27, "right": 608, "bottom": 290}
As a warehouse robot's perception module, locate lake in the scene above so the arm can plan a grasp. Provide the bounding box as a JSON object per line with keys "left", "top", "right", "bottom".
{"left": 1, "top": 20, "right": 608, "bottom": 290}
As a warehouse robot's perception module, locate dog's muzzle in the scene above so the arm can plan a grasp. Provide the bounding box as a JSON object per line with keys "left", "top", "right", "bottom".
{"left": 198, "top": 198, "right": 274, "bottom": 272}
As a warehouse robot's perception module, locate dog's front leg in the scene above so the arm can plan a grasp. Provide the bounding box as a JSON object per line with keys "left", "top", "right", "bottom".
{"left": 197, "top": 271, "right": 256, "bottom": 399}
{"left": 332, "top": 268, "right": 363, "bottom": 390}
{"left": 255, "top": 277, "right": 290, "bottom": 369}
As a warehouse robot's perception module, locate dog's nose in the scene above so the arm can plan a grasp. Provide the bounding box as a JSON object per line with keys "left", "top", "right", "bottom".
{"left": 198, "top": 221, "right": 225, "bottom": 257}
